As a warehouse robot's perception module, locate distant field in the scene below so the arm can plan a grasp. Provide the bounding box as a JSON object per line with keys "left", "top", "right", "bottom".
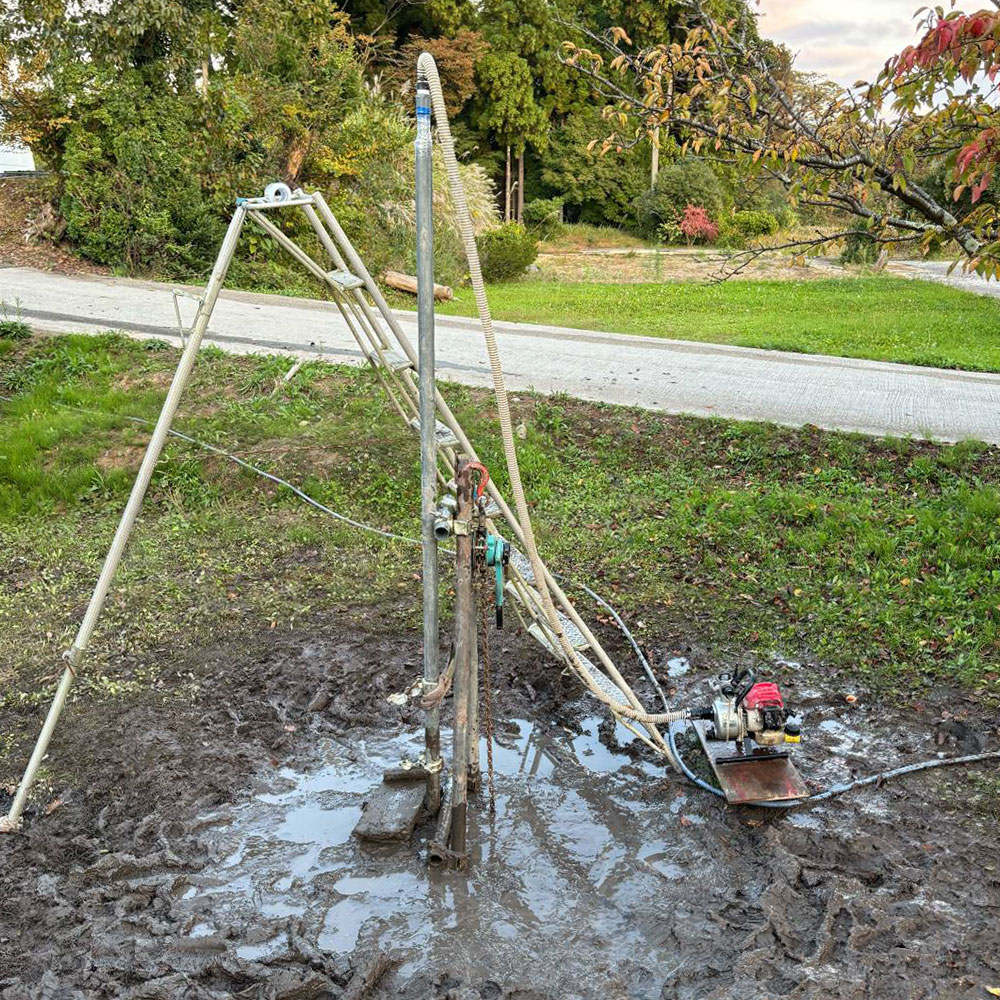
{"left": 437, "top": 276, "right": 1000, "bottom": 372}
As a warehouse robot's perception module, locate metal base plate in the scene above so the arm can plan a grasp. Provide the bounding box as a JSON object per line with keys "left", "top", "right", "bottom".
{"left": 692, "top": 721, "right": 809, "bottom": 805}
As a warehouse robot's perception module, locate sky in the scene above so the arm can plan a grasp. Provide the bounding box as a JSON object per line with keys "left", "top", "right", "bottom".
{"left": 756, "top": 0, "right": 929, "bottom": 86}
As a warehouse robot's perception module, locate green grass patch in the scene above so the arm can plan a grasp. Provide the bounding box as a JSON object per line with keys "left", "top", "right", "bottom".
{"left": 2, "top": 332, "right": 1000, "bottom": 715}
{"left": 539, "top": 222, "right": 649, "bottom": 252}
{"left": 436, "top": 276, "right": 1000, "bottom": 372}
{"left": 0, "top": 320, "right": 32, "bottom": 341}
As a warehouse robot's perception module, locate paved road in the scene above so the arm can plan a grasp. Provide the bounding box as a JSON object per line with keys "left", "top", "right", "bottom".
{"left": 3, "top": 265, "right": 1000, "bottom": 444}
{"left": 886, "top": 258, "right": 1000, "bottom": 300}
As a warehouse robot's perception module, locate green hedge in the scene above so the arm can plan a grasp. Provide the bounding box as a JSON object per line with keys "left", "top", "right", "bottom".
{"left": 475, "top": 223, "right": 538, "bottom": 282}
{"left": 729, "top": 210, "right": 780, "bottom": 238}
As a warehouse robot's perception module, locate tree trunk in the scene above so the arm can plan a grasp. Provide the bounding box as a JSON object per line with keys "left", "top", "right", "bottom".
{"left": 200, "top": 58, "right": 210, "bottom": 98}
{"left": 504, "top": 146, "right": 511, "bottom": 222}
{"left": 651, "top": 127, "right": 660, "bottom": 188}
{"left": 517, "top": 151, "right": 524, "bottom": 223}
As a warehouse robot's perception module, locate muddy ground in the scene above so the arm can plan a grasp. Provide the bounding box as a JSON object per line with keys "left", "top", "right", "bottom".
{"left": 0, "top": 617, "right": 998, "bottom": 1000}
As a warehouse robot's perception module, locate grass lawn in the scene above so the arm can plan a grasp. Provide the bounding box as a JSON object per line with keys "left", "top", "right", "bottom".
{"left": 2, "top": 332, "right": 1000, "bottom": 724}
{"left": 538, "top": 222, "right": 650, "bottom": 252}
{"left": 437, "top": 275, "right": 1000, "bottom": 373}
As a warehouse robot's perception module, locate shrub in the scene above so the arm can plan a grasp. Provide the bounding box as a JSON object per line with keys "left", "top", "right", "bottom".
{"left": 634, "top": 158, "right": 727, "bottom": 238}
{"left": 475, "top": 223, "right": 538, "bottom": 282}
{"left": 523, "top": 197, "right": 564, "bottom": 237}
{"left": 729, "top": 210, "right": 780, "bottom": 238}
{"left": 775, "top": 206, "right": 799, "bottom": 230}
{"left": 678, "top": 205, "right": 719, "bottom": 245}
{"left": 0, "top": 320, "right": 32, "bottom": 340}
{"left": 841, "top": 222, "right": 881, "bottom": 265}
{"left": 657, "top": 219, "right": 683, "bottom": 245}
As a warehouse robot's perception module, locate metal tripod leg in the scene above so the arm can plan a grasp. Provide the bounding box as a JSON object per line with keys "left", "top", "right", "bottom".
{"left": 0, "top": 206, "right": 248, "bottom": 832}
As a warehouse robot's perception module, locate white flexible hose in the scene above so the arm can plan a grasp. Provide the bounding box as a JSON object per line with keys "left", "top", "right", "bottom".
{"left": 416, "top": 54, "right": 687, "bottom": 747}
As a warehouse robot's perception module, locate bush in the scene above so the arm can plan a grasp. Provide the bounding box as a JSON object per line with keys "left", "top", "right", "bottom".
{"left": 775, "top": 207, "right": 799, "bottom": 230}
{"left": 841, "top": 223, "right": 881, "bottom": 265}
{"left": 678, "top": 205, "right": 719, "bottom": 245}
{"left": 634, "top": 158, "right": 727, "bottom": 238}
{"left": 523, "top": 197, "right": 564, "bottom": 237}
{"left": 729, "top": 210, "right": 780, "bottom": 238}
{"left": 27, "top": 1, "right": 416, "bottom": 287}
{"left": 475, "top": 223, "right": 538, "bottom": 282}
{"left": 657, "top": 219, "right": 683, "bottom": 244}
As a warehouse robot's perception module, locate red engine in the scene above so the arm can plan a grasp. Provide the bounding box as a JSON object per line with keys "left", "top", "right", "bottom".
{"left": 744, "top": 682, "right": 784, "bottom": 711}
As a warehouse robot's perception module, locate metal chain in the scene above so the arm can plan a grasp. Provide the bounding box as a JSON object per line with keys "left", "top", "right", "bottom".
{"left": 475, "top": 558, "right": 497, "bottom": 815}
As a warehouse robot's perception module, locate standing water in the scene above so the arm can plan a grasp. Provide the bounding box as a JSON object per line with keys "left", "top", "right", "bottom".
{"left": 175, "top": 697, "right": 983, "bottom": 998}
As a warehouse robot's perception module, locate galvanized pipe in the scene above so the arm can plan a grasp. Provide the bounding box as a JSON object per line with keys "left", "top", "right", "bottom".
{"left": 1, "top": 206, "right": 248, "bottom": 831}
{"left": 311, "top": 188, "right": 659, "bottom": 742}
{"left": 449, "top": 461, "right": 474, "bottom": 865}
{"left": 237, "top": 196, "right": 316, "bottom": 210}
{"left": 416, "top": 75, "right": 442, "bottom": 814}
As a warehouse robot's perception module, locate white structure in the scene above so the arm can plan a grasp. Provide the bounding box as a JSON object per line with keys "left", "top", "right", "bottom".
{"left": 0, "top": 142, "right": 35, "bottom": 173}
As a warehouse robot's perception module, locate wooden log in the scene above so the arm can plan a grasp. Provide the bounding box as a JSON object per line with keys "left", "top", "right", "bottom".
{"left": 383, "top": 270, "right": 453, "bottom": 301}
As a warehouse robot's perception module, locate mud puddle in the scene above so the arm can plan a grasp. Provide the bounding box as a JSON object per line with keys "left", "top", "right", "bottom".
{"left": 2, "top": 623, "right": 998, "bottom": 1000}
{"left": 179, "top": 718, "right": 675, "bottom": 997}
{"left": 174, "top": 685, "right": 1000, "bottom": 999}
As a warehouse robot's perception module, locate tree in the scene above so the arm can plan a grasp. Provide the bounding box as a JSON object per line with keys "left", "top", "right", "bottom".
{"left": 563, "top": 0, "right": 1000, "bottom": 276}
{"left": 339, "top": 0, "right": 477, "bottom": 44}
{"left": 0, "top": 0, "right": 226, "bottom": 169}
{"left": 390, "top": 29, "right": 489, "bottom": 116}
{"left": 538, "top": 104, "right": 647, "bottom": 224}
{"left": 470, "top": 50, "right": 547, "bottom": 219}
{"left": 0, "top": 0, "right": 412, "bottom": 277}
{"left": 470, "top": 0, "right": 595, "bottom": 220}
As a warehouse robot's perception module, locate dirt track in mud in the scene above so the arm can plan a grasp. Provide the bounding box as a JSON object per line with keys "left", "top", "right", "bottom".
{"left": 1, "top": 621, "right": 998, "bottom": 1000}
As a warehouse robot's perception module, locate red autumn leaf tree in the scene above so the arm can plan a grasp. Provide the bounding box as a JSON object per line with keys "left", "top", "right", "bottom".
{"left": 564, "top": 1, "right": 1000, "bottom": 278}
{"left": 679, "top": 204, "right": 719, "bottom": 244}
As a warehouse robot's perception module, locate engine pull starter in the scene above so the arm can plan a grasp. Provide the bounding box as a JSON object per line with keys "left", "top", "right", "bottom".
{"left": 689, "top": 669, "right": 809, "bottom": 805}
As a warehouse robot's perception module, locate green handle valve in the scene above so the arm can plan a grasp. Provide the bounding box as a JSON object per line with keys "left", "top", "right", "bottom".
{"left": 484, "top": 533, "right": 510, "bottom": 628}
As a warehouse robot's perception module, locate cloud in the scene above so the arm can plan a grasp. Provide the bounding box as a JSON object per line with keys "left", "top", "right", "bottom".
{"left": 756, "top": 0, "right": 926, "bottom": 85}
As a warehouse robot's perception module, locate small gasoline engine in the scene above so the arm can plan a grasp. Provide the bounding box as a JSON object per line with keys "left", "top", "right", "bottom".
{"left": 692, "top": 668, "right": 800, "bottom": 761}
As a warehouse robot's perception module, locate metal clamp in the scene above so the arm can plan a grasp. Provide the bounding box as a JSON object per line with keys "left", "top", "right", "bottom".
{"left": 433, "top": 494, "right": 458, "bottom": 539}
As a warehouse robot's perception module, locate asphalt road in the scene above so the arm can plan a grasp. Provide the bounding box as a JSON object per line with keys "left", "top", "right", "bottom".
{"left": 4, "top": 265, "right": 1000, "bottom": 444}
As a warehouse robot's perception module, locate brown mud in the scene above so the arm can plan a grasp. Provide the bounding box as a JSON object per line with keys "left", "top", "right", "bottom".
{"left": 0, "top": 177, "right": 105, "bottom": 275}
{"left": 0, "top": 620, "right": 998, "bottom": 999}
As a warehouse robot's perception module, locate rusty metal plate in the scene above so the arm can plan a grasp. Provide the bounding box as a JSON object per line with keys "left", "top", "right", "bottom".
{"left": 692, "top": 721, "right": 809, "bottom": 805}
